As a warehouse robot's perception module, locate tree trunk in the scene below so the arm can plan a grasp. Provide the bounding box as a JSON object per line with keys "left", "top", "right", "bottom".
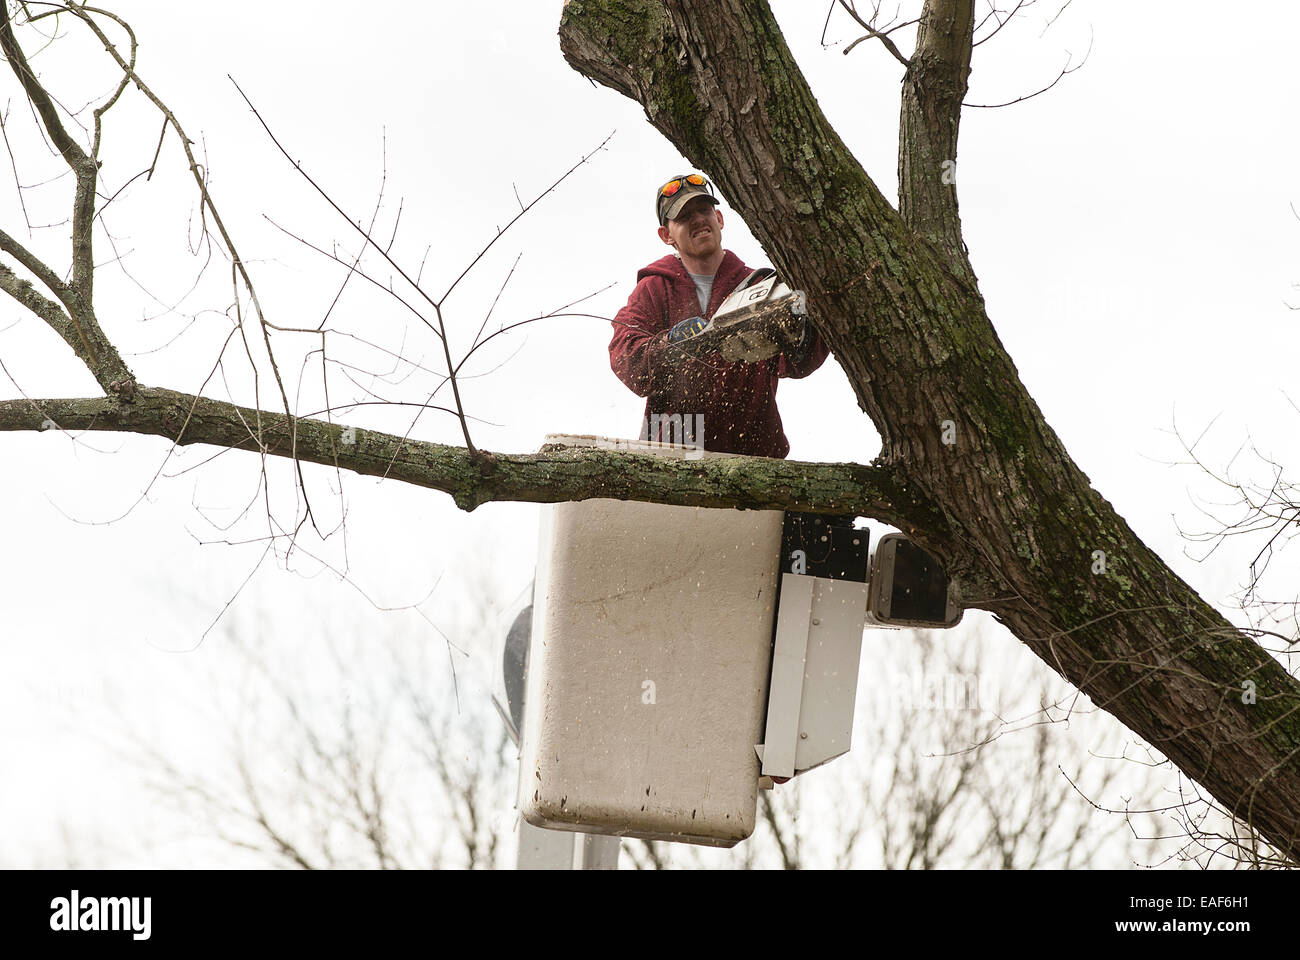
{"left": 559, "top": 0, "right": 1300, "bottom": 859}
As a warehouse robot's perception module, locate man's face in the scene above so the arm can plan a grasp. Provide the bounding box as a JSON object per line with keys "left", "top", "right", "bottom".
{"left": 658, "top": 196, "right": 724, "bottom": 261}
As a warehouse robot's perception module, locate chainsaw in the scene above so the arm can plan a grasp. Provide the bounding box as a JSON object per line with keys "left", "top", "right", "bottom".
{"left": 666, "top": 268, "right": 809, "bottom": 363}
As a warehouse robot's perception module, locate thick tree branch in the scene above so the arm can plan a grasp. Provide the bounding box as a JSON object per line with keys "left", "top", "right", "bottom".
{"left": 0, "top": 385, "right": 933, "bottom": 525}
{"left": 897, "top": 0, "right": 977, "bottom": 286}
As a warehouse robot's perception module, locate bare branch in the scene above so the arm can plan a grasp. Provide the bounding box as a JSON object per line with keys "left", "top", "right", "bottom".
{"left": 0, "top": 259, "right": 130, "bottom": 391}
{"left": 1039, "top": 0, "right": 1074, "bottom": 37}
{"left": 53, "top": 8, "right": 296, "bottom": 458}
{"left": 835, "top": 0, "right": 913, "bottom": 66}
{"left": 0, "top": 224, "right": 71, "bottom": 301}
{"left": 0, "top": 3, "right": 102, "bottom": 352}
{"left": 972, "top": 0, "right": 1032, "bottom": 48}
{"left": 0, "top": 5, "right": 86, "bottom": 167}
{"left": 0, "top": 100, "right": 34, "bottom": 230}
{"left": 965, "top": 26, "right": 1092, "bottom": 108}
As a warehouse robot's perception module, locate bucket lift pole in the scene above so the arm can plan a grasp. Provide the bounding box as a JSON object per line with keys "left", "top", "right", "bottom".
{"left": 516, "top": 819, "right": 619, "bottom": 870}
{"left": 498, "top": 601, "right": 621, "bottom": 869}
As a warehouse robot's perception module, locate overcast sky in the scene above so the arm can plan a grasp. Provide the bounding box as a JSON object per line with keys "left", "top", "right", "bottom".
{"left": 1, "top": 1, "right": 1298, "bottom": 866}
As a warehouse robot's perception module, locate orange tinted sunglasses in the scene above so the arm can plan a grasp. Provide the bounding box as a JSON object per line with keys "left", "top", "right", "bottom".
{"left": 659, "top": 173, "right": 711, "bottom": 198}
{"left": 657, "top": 174, "right": 716, "bottom": 224}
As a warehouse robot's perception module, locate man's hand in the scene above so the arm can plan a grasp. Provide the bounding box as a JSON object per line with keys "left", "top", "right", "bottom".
{"left": 667, "top": 315, "right": 708, "bottom": 345}
{"left": 664, "top": 315, "right": 714, "bottom": 363}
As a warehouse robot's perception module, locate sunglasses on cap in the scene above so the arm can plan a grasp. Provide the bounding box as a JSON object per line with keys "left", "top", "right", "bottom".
{"left": 659, "top": 173, "right": 712, "bottom": 198}
{"left": 656, "top": 173, "right": 717, "bottom": 224}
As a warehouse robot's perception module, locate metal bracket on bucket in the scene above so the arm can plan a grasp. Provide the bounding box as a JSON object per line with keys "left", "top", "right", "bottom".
{"left": 755, "top": 573, "right": 869, "bottom": 779}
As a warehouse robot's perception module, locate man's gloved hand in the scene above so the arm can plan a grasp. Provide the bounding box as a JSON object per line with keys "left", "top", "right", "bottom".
{"left": 667, "top": 315, "right": 708, "bottom": 345}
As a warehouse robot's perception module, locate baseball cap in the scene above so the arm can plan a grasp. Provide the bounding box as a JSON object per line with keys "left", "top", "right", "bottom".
{"left": 656, "top": 173, "right": 719, "bottom": 225}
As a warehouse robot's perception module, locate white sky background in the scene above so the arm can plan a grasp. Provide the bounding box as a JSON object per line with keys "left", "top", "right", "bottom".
{"left": 0, "top": 1, "right": 1298, "bottom": 867}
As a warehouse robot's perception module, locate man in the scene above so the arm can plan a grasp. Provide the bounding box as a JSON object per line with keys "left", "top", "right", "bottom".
{"left": 609, "top": 173, "right": 830, "bottom": 458}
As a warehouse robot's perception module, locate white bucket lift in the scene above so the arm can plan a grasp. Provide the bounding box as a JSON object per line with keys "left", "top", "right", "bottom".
{"left": 516, "top": 434, "right": 960, "bottom": 849}
{"left": 518, "top": 435, "right": 785, "bottom": 847}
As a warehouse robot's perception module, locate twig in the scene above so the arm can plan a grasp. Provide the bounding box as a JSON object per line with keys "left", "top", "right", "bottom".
{"left": 965, "top": 26, "right": 1092, "bottom": 108}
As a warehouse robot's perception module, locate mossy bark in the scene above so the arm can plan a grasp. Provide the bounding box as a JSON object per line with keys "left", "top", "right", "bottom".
{"left": 560, "top": 0, "right": 1300, "bottom": 859}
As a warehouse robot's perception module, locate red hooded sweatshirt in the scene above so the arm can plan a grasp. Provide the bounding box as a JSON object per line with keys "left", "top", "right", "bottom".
{"left": 609, "top": 252, "right": 830, "bottom": 458}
